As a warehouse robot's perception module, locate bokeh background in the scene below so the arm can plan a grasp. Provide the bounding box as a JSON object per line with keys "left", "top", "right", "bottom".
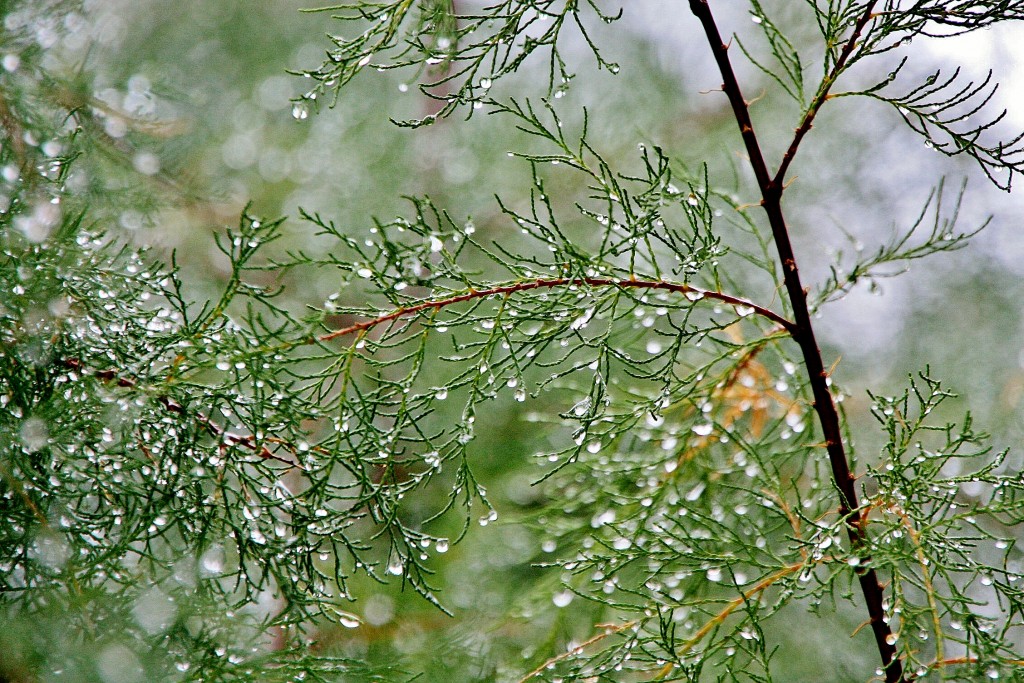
{"left": 25, "top": 0, "right": 1024, "bottom": 679}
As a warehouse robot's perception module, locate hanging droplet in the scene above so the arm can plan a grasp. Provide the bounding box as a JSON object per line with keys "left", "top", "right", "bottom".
{"left": 692, "top": 423, "right": 713, "bottom": 436}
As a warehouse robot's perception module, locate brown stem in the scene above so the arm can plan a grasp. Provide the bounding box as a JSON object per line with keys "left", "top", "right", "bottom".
{"left": 686, "top": 1, "right": 902, "bottom": 680}
{"left": 0, "top": 89, "right": 28, "bottom": 172}
{"left": 63, "top": 359, "right": 303, "bottom": 470}
{"left": 320, "top": 277, "right": 795, "bottom": 342}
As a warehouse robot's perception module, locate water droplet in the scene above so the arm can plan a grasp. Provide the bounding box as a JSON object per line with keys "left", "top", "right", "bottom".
{"left": 572, "top": 397, "right": 592, "bottom": 417}
{"left": 132, "top": 151, "right": 160, "bottom": 176}
{"left": 291, "top": 102, "right": 309, "bottom": 120}
{"left": 19, "top": 417, "right": 49, "bottom": 452}
{"left": 591, "top": 510, "right": 615, "bottom": 527}
{"left": 199, "top": 548, "right": 224, "bottom": 573}
{"left": 435, "top": 388, "right": 448, "bottom": 400}
{"left": 133, "top": 587, "right": 177, "bottom": 635}
{"left": 686, "top": 482, "right": 706, "bottom": 501}
{"left": 435, "top": 538, "right": 449, "bottom": 553}
{"left": 570, "top": 308, "right": 594, "bottom": 330}
{"left": 685, "top": 290, "right": 704, "bottom": 301}
{"left": 356, "top": 267, "right": 373, "bottom": 279}
{"left": 337, "top": 611, "right": 360, "bottom": 628}
{"left": 479, "top": 509, "right": 498, "bottom": 526}
{"left": 735, "top": 304, "right": 755, "bottom": 317}
{"left": 692, "top": 423, "right": 713, "bottom": 436}
{"left": 553, "top": 590, "right": 573, "bottom": 607}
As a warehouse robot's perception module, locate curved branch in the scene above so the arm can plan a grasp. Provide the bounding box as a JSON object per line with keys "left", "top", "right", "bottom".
{"left": 319, "top": 277, "right": 795, "bottom": 342}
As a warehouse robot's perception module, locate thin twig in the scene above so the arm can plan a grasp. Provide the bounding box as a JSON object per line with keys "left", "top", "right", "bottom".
{"left": 650, "top": 561, "right": 812, "bottom": 680}
{"left": 0, "top": 89, "right": 28, "bottom": 172}
{"left": 320, "top": 277, "right": 795, "bottom": 343}
{"left": 62, "top": 358, "right": 304, "bottom": 470}
{"left": 773, "top": 1, "right": 880, "bottom": 188}
{"left": 906, "top": 656, "right": 1024, "bottom": 681}
{"left": 887, "top": 501, "right": 944, "bottom": 666}
{"left": 516, "top": 620, "right": 639, "bottom": 683}
{"left": 686, "top": 1, "right": 901, "bottom": 679}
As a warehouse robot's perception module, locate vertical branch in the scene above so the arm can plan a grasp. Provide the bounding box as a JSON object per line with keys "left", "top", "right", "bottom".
{"left": 686, "top": 1, "right": 903, "bottom": 681}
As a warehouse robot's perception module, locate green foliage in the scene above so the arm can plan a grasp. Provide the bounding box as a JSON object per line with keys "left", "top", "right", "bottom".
{"left": 2, "top": 1, "right": 1024, "bottom": 682}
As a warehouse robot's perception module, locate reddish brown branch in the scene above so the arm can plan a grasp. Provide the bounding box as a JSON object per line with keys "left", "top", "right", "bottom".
{"left": 687, "top": 1, "right": 901, "bottom": 679}
{"left": 64, "top": 359, "right": 303, "bottom": 470}
{"left": 320, "top": 277, "right": 795, "bottom": 342}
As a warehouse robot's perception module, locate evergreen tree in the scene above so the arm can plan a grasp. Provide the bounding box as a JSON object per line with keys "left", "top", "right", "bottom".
{"left": 2, "top": 2, "right": 1023, "bottom": 681}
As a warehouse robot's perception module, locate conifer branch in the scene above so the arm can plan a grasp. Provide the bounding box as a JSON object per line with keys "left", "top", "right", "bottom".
{"left": 773, "top": 1, "right": 880, "bottom": 188}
